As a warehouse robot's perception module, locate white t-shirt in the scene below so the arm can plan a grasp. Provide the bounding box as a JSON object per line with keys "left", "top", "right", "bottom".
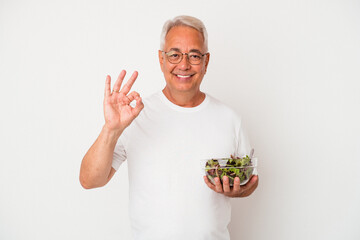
{"left": 112, "top": 91, "right": 251, "bottom": 240}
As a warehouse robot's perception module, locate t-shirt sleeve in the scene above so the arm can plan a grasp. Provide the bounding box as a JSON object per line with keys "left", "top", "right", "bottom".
{"left": 236, "top": 118, "right": 258, "bottom": 175}
{"left": 235, "top": 117, "right": 252, "bottom": 158}
{"left": 112, "top": 139, "right": 127, "bottom": 171}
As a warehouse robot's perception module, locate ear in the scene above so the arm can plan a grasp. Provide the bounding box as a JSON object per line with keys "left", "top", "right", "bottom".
{"left": 204, "top": 52, "right": 210, "bottom": 74}
{"left": 158, "top": 50, "right": 164, "bottom": 72}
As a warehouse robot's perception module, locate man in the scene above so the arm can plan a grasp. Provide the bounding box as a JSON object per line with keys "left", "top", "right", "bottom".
{"left": 80, "top": 15, "right": 258, "bottom": 240}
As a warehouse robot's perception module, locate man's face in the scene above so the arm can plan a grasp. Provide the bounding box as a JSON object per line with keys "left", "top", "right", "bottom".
{"left": 158, "top": 26, "right": 210, "bottom": 94}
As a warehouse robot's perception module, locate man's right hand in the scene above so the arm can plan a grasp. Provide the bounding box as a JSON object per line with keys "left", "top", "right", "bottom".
{"left": 104, "top": 70, "right": 144, "bottom": 133}
{"left": 79, "top": 70, "right": 144, "bottom": 189}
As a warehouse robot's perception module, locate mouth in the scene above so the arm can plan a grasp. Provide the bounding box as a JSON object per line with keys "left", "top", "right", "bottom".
{"left": 173, "top": 73, "right": 195, "bottom": 80}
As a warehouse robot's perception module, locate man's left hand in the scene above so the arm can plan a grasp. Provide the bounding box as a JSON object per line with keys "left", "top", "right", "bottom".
{"left": 203, "top": 175, "right": 259, "bottom": 198}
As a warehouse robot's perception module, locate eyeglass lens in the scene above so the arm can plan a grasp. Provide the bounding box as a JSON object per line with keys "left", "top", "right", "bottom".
{"left": 166, "top": 51, "right": 203, "bottom": 65}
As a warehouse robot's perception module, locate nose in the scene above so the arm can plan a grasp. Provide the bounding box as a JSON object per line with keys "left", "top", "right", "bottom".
{"left": 177, "top": 53, "right": 191, "bottom": 70}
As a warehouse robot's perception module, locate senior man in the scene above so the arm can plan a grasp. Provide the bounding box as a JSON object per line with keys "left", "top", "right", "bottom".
{"left": 80, "top": 15, "right": 258, "bottom": 240}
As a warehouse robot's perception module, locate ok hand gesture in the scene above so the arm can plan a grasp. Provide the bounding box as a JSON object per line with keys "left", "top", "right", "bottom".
{"left": 103, "top": 70, "right": 144, "bottom": 132}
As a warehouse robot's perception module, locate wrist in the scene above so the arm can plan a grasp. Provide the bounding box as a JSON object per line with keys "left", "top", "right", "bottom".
{"left": 102, "top": 124, "right": 124, "bottom": 140}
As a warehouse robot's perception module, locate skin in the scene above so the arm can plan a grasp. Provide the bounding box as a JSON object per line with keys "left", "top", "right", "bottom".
{"left": 80, "top": 25, "right": 259, "bottom": 198}
{"left": 158, "top": 26, "right": 209, "bottom": 107}
{"left": 204, "top": 175, "right": 259, "bottom": 198}
{"left": 79, "top": 70, "right": 144, "bottom": 189}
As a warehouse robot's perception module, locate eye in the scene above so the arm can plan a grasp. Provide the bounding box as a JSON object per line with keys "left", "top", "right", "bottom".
{"left": 167, "top": 51, "right": 181, "bottom": 58}
{"left": 189, "top": 54, "right": 201, "bottom": 60}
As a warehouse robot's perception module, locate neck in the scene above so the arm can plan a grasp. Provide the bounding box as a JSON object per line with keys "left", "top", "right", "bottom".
{"left": 162, "top": 87, "right": 205, "bottom": 107}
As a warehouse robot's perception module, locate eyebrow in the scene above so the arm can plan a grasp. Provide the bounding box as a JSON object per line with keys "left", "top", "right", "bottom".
{"left": 189, "top": 49, "right": 202, "bottom": 54}
{"left": 169, "top": 48, "right": 181, "bottom": 52}
{"left": 168, "top": 48, "right": 203, "bottom": 54}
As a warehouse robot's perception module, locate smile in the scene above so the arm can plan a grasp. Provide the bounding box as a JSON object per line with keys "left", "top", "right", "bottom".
{"left": 174, "top": 74, "right": 194, "bottom": 79}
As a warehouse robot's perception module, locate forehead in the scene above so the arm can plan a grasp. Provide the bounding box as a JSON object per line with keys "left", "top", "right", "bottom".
{"left": 164, "top": 26, "right": 205, "bottom": 52}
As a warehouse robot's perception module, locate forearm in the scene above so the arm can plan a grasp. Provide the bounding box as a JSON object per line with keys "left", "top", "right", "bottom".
{"left": 80, "top": 125, "right": 123, "bottom": 189}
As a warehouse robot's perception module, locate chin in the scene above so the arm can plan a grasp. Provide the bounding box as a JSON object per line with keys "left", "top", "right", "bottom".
{"left": 171, "top": 83, "right": 197, "bottom": 92}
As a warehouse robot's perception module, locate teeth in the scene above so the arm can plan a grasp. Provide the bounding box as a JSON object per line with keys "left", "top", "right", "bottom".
{"left": 176, "top": 75, "right": 191, "bottom": 78}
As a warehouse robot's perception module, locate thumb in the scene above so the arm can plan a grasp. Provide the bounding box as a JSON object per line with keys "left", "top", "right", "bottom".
{"left": 132, "top": 97, "right": 144, "bottom": 117}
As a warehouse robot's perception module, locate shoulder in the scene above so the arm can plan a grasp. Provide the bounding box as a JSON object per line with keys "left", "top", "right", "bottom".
{"left": 142, "top": 91, "right": 163, "bottom": 104}
{"left": 137, "top": 91, "right": 164, "bottom": 114}
{"left": 206, "top": 93, "right": 242, "bottom": 121}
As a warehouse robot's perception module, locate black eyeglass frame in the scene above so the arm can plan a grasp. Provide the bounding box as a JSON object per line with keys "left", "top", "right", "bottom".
{"left": 161, "top": 50, "right": 208, "bottom": 65}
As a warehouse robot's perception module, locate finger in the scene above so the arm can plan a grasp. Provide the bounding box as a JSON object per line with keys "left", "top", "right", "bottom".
{"left": 132, "top": 96, "right": 144, "bottom": 117}
{"left": 203, "top": 176, "right": 216, "bottom": 191}
{"left": 118, "top": 91, "right": 139, "bottom": 106}
{"left": 105, "top": 75, "right": 111, "bottom": 97}
{"left": 247, "top": 175, "right": 259, "bottom": 191}
{"left": 240, "top": 175, "right": 259, "bottom": 197}
{"left": 243, "top": 175, "right": 258, "bottom": 191}
{"left": 252, "top": 174, "right": 259, "bottom": 183}
{"left": 222, "top": 176, "right": 231, "bottom": 193}
{"left": 214, "top": 177, "right": 223, "bottom": 193}
{"left": 232, "top": 177, "right": 241, "bottom": 192}
{"left": 113, "top": 70, "right": 126, "bottom": 93}
{"left": 127, "top": 91, "right": 140, "bottom": 103}
{"left": 249, "top": 175, "right": 259, "bottom": 191}
{"left": 120, "top": 71, "right": 138, "bottom": 95}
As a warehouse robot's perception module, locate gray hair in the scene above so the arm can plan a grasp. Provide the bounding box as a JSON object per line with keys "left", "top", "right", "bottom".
{"left": 160, "top": 15, "right": 208, "bottom": 52}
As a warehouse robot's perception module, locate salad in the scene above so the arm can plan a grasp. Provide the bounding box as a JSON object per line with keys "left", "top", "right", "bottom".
{"left": 204, "top": 155, "right": 255, "bottom": 186}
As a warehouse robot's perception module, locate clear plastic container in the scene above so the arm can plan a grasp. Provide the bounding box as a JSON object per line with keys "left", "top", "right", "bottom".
{"left": 202, "top": 157, "right": 257, "bottom": 186}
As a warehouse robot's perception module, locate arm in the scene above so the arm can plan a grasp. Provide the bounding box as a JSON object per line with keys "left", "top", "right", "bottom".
{"left": 79, "top": 126, "right": 122, "bottom": 189}
{"left": 79, "top": 70, "right": 144, "bottom": 189}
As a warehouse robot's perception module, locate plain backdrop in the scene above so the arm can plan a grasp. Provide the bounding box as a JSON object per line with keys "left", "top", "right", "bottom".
{"left": 1, "top": 0, "right": 359, "bottom": 239}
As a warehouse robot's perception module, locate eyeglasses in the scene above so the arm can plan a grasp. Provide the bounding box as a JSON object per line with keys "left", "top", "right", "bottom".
{"left": 161, "top": 50, "right": 208, "bottom": 65}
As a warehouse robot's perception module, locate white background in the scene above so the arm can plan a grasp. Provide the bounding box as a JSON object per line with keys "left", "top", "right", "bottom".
{"left": 1, "top": 0, "right": 359, "bottom": 239}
